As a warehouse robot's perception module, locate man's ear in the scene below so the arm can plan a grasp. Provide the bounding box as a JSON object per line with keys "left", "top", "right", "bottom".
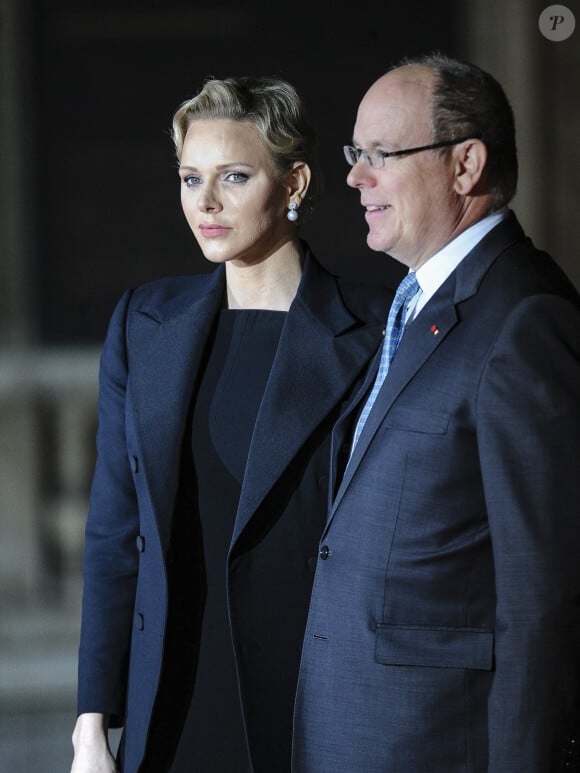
{"left": 452, "top": 139, "right": 488, "bottom": 196}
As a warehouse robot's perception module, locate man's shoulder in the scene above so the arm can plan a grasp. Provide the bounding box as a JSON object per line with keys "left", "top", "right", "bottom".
{"left": 463, "top": 212, "right": 579, "bottom": 307}
{"left": 487, "top": 235, "right": 579, "bottom": 305}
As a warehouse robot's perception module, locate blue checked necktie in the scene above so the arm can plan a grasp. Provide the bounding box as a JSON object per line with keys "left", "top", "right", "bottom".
{"left": 350, "top": 271, "right": 420, "bottom": 454}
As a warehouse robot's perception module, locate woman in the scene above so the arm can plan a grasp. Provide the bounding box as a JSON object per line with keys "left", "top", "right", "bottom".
{"left": 70, "top": 75, "right": 389, "bottom": 772}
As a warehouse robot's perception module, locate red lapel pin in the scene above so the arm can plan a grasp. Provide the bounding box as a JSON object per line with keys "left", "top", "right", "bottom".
{"left": 431, "top": 324, "right": 439, "bottom": 336}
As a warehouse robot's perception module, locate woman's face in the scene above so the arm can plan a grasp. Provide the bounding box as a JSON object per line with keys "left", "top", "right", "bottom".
{"left": 179, "top": 119, "right": 292, "bottom": 266}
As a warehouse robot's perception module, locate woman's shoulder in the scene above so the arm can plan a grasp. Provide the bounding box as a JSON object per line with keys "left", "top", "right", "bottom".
{"left": 133, "top": 269, "right": 220, "bottom": 299}
{"left": 334, "top": 272, "right": 393, "bottom": 302}
{"left": 335, "top": 274, "right": 393, "bottom": 324}
{"left": 302, "top": 246, "right": 393, "bottom": 325}
{"left": 122, "top": 267, "right": 224, "bottom": 311}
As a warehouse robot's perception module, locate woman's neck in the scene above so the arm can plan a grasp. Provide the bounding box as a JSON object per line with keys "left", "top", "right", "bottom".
{"left": 225, "top": 242, "right": 304, "bottom": 311}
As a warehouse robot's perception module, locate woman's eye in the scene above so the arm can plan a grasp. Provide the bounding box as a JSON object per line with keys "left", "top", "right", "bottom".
{"left": 224, "top": 171, "right": 249, "bottom": 183}
{"left": 182, "top": 175, "right": 200, "bottom": 187}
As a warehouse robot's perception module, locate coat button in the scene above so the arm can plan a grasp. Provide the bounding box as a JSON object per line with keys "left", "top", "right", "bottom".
{"left": 136, "top": 613, "right": 144, "bottom": 631}
{"left": 319, "top": 544, "right": 330, "bottom": 560}
{"left": 136, "top": 535, "right": 145, "bottom": 552}
{"left": 130, "top": 455, "right": 139, "bottom": 473}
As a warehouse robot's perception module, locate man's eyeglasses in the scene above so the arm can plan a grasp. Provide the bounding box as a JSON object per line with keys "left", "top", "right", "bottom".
{"left": 343, "top": 136, "right": 476, "bottom": 169}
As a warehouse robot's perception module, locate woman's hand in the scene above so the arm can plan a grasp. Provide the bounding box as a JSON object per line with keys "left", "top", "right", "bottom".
{"left": 70, "top": 713, "right": 118, "bottom": 773}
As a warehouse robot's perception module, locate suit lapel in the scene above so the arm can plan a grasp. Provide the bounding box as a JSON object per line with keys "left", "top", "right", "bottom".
{"left": 127, "top": 268, "right": 225, "bottom": 551}
{"left": 230, "top": 254, "right": 384, "bottom": 547}
{"left": 329, "top": 280, "right": 459, "bottom": 520}
{"left": 328, "top": 212, "right": 527, "bottom": 522}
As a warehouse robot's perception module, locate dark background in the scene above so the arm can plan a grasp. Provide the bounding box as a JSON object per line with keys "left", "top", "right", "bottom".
{"left": 33, "top": 0, "right": 464, "bottom": 342}
{"left": 2, "top": 3, "right": 579, "bottom": 770}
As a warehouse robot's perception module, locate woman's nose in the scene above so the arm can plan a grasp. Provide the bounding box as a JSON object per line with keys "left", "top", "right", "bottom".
{"left": 198, "top": 184, "right": 221, "bottom": 212}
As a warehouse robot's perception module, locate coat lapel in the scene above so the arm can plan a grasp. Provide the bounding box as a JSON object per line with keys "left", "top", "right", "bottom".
{"left": 230, "top": 254, "right": 385, "bottom": 547}
{"left": 127, "top": 268, "right": 225, "bottom": 551}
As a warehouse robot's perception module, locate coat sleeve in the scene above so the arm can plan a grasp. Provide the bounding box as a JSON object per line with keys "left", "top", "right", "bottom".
{"left": 77, "top": 289, "right": 139, "bottom": 727}
{"left": 477, "top": 293, "right": 580, "bottom": 771}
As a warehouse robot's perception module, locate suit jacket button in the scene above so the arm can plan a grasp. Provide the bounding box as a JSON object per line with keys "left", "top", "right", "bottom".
{"left": 136, "top": 535, "right": 145, "bottom": 552}
{"left": 136, "top": 613, "right": 144, "bottom": 631}
{"left": 130, "top": 455, "right": 139, "bottom": 473}
{"left": 319, "top": 544, "right": 330, "bottom": 560}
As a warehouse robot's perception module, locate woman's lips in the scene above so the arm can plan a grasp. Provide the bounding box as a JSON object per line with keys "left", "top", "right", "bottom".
{"left": 199, "top": 224, "right": 231, "bottom": 238}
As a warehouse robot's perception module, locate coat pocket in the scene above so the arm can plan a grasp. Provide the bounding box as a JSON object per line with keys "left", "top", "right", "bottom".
{"left": 375, "top": 624, "right": 494, "bottom": 671}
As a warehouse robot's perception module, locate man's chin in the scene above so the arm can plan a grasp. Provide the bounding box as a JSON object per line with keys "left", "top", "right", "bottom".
{"left": 366, "top": 231, "right": 389, "bottom": 254}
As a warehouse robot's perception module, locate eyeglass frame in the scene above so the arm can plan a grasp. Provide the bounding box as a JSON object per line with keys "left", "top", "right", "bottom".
{"left": 343, "top": 136, "right": 478, "bottom": 169}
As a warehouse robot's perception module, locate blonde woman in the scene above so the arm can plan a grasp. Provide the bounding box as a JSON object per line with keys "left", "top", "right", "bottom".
{"left": 70, "top": 75, "right": 389, "bottom": 772}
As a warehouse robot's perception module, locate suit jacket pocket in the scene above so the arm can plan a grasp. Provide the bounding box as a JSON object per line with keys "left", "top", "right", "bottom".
{"left": 375, "top": 623, "right": 494, "bottom": 671}
{"left": 382, "top": 407, "right": 450, "bottom": 435}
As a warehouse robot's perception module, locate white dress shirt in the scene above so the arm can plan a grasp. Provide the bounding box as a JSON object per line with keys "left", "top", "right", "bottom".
{"left": 406, "top": 208, "right": 508, "bottom": 322}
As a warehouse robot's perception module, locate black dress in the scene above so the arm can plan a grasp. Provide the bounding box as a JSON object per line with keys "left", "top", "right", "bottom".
{"left": 169, "top": 308, "right": 327, "bottom": 772}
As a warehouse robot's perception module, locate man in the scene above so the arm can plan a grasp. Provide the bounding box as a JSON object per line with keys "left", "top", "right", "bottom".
{"left": 293, "top": 53, "right": 580, "bottom": 772}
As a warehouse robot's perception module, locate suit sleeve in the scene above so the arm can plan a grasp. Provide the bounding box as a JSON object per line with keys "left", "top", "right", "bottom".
{"left": 77, "top": 289, "right": 139, "bottom": 727}
{"left": 477, "top": 293, "right": 580, "bottom": 771}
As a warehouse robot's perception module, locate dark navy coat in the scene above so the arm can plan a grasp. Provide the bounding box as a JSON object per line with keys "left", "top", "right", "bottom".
{"left": 76, "top": 248, "right": 390, "bottom": 772}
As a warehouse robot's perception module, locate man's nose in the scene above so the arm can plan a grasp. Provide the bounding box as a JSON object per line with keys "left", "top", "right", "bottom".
{"left": 347, "top": 160, "right": 372, "bottom": 189}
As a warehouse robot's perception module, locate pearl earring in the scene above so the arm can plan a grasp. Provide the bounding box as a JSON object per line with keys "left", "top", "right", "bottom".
{"left": 287, "top": 201, "right": 299, "bottom": 221}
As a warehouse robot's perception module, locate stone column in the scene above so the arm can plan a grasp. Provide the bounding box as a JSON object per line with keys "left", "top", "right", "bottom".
{"left": 0, "top": 0, "right": 41, "bottom": 602}
{"left": 0, "top": 0, "right": 36, "bottom": 345}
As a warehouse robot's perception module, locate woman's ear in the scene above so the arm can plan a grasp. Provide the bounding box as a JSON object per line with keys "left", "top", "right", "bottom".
{"left": 452, "top": 139, "right": 488, "bottom": 196}
{"left": 287, "top": 161, "right": 311, "bottom": 203}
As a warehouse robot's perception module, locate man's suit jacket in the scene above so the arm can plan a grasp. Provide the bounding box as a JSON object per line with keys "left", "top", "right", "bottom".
{"left": 76, "top": 248, "right": 390, "bottom": 772}
{"left": 293, "top": 214, "right": 580, "bottom": 772}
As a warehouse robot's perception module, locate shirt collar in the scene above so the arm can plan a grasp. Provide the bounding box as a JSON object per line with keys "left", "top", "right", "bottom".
{"left": 411, "top": 208, "right": 508, "bottom": 317}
